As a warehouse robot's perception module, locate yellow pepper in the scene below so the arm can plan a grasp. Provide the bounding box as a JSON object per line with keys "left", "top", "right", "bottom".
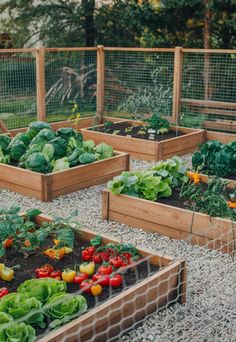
{"left": 0, "top": 265, "right": 14, "bottom": 282}
{"left": 43, "top": 247, "right": 72, "bottom": 260}
{"left": 79, "top": 262, "right": 95, "bottom": 276}
{"left": 91, "top": 284, "right": 102, "bottom": 296}
{"left": 62, "top": 269, "right": 76, "bottom": 283}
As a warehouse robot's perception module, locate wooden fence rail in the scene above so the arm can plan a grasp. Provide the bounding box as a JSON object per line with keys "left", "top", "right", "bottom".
{"left": 0, "top": 46, "right": 235, "bottom": 130}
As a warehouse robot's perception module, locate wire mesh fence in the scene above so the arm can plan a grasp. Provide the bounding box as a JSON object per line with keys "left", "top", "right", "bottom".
{"left": 45, "top": 48, "right": 97, "bottom": 123}
{"left": 0, "top": 50, "right": 37, "bottom": 129}
{"left": 104, "top": 49, "right": 175, "bottom": 121}
{"left": 180, "top": 51, "right": 236, "bottom": 132}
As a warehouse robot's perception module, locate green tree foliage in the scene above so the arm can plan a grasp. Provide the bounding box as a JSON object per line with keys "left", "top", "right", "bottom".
{"left": 0, "top": 0, "right": 236, "bottom": 48}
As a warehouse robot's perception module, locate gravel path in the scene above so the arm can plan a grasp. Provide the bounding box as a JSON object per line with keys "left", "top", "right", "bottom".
{"left": 0, "top": 155, "right": 235, "bottom": 342}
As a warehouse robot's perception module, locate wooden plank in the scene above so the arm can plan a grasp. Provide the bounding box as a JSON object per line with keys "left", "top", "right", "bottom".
{"left": 0, "top": 48, "right": 36, "bottom": 53}
{"left": 103, "top": 47, "right": 175, "bottom": 52}
{"left": 80, "top": 129, "right": 157, "bottom": 156}
{"left": 96, "top": 45, "right": 105, "bottom": 121}
{"left": 172, "top": 47, "right": 183, "bottom": 124}
{"left": 181, "top": 98, "right": 236, "bottom": 110}
{"left": 0, "top": 180, "right": 42, "bottom": 200}
{"left": 108, "top": 193, "right": 194, "bottom": 233}
{"left": 45, "top": 47, "right": 97, "bottom": 52}
{"left": 36, "top": 47, "right": 46, "bottom": 121}
{"left": 183, "top": 48, "right": 236, "bottom": 53}
{"left": 0, "top": 164, "right": 42, "bottom": 191}
{"left": 52, "top": 152, "right": 128, "bottom": 190}
{"left": 41, "top": 175, "right": 52, "bottom": 202}
{"left": 104, "top": 191, "right": 236, "bottom": 252}
{"left": 207, "top": 130, "right": 236, "bottom": 144}
{"left": 161, "top": 130, "right": 206, "bottom": 156}
{"left": 52, "top": 171, "right": 126, "bottom": 198}
{"left": 203, "top": 120, "right": 236, "bottom": 132}
{"left": 192, "top": 107, "right": 236, "bottom": 117}
{"left": 0, "top": 120, "right": 10, "bottom": 134}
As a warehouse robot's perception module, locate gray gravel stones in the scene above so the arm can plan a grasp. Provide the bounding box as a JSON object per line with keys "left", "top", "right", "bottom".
{"left": 0, "top": 155, "right": 235, "bottom": 341}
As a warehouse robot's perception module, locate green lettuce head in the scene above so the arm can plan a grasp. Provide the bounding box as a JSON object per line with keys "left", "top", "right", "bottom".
{"left": 0, "top": 322, "right": 36, "bottom": 342}
{"left": 44, "top": 293, "right": 87, "bottom": 328}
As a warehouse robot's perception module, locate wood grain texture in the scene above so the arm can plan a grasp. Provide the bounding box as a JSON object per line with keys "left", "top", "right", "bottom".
{"left": 103, "top": 190, "right": 236, "bottom": 253}
{"left": 0, "top": 152, "right": 129, "bottom": 202}
{"left": 80, "top": 121, "right": 205, "bottom": 161}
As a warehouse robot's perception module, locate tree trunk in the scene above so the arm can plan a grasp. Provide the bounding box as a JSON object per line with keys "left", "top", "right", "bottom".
{"left": 203, "top": 0, "right": 212, "bottom": 100}
{"left": 82, "top": 0, "right": 96, "bottom": 46}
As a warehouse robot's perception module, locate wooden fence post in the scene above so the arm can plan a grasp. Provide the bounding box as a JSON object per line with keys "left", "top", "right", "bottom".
{"left": 96, "top": 45, "right": 105, "bottom": 124}
{"left": 172, "top": 46, "right": 183, "bottom": 125}
{"left": 36, "top": 47, "right": 46, "bottom": 121}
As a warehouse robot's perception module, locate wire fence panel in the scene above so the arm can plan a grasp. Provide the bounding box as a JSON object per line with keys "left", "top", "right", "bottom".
{"left": 0, "top": 51, "right": 37, "bottom": 129}
{"left": 45, "top": 49, "right": 97, "bottom": 122}
{"left": 180, "top": 51, "right": 236, "bottom": 132}
{"left": 104, "top": 50, "right": 175, "bottom": 121}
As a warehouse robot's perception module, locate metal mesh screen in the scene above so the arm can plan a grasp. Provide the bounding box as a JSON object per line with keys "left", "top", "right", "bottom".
{"left": 180, "top": 51, "right": 236, "bottom": 132}
{"left": 45, "top": 49, "right": 97, "bottom": 122}
{"left": 0, "top": 51, "right": 37, "bottom": 129}
{"left": 104, "top": 49, "right": 174, "bottom": 120}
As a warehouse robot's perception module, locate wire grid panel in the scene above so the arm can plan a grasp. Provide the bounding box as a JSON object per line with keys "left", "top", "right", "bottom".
{"left": 0, "top": 51, "right": 37, "bottom": 129}
{"left": 180, "top": 51, "right": 236, "bottom": 132}
{"left": 44, "top": 50, "right": 97, "bottom": 122}
{"left": 104, "top": 50, "right": 174, "bottom": 120}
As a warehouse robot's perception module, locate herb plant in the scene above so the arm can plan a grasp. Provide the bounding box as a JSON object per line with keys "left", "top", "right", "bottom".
{"left": 144, "top": 114, "right": 170, "bottom": 134}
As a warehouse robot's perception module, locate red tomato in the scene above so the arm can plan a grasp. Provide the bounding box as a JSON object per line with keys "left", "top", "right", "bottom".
{"left": 0, "top": 287, "right": 9, "bottom": 298}
{"left": 99, "top": 252, "right": 110, "bottom": 262}
{"left": 109, "top": 274, "right": 123, "bottom": 288}
{"left": 80, "top": 280, "right": 93, "bottom": 294}
{"left": 73, "top": 273, "right": 88, "bottom": 284}
{"left": 2, "top": 238, "right": 13, "bottom": 249}
{"left": 92, "top": 273, "right": 110, "bottom": 286}
{"left": 50, "top": 270, "right": 62, "bottom": 279}
{"left": 86, "top": 246, "right": 95, "bottom": 255}
{"left": 110, "top": 256, "right": 123, "bottom": 268}
{"left": 82, "top": 250, "right": 93, "bottom": 262}
{"left": 98, "top": 265, "right": 113, "bottom": 275}
{"left": 92, "top": 254, "right": 102, "bottom": 264}
{"left": 122, "top": 252, "right": 132, "bottom": 259}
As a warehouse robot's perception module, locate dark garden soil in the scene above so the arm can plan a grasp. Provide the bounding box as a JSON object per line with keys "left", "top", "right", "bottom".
{"left": 2, "top": 236, "right": 159, "bottom": 337}
{"left": 90, "top": 122, "right": 184, "bottom": 141}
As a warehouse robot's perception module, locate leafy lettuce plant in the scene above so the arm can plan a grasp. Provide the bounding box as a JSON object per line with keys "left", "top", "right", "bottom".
{"left": 17, "top": 278, "right": 67, "bottom": 304}
{"left": 0, "top": 322, "right": 36, "bottom": 342}
{"left": 0, "top": 293, "right": 45, "bottom": 328}
{"left": 43, "top": 293, "right": 87, "bottom": 328}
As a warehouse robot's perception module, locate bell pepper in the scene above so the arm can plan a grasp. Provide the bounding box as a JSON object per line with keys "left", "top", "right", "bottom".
{"left": 50, "top": 270, "right": 62, "bottom": 279}
{"left": 73, "top": 272, "right": 88, "bottom": 285}
{"left": 62, "top": 269, "right": 76, "bottom": 283}
{"left": 35, "top": 264, "right": 54, "bottom": 278}
{"left": 43, "top": 247, "right": 72, "bottom": 260}
{"left": 0, "top": 288, "right": 9, "bottom": 298}
{"left": 91, "top": 284, "right": 102, "bottom": 296}
{"left": 0, "top": 266, "right": 14, "bottom": 282}
{"left": 79, "top": 262, "right": 95, "bottom": 276}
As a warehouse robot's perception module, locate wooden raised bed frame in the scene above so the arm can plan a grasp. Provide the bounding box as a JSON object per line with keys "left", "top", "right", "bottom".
{"left": 0, "top": 152, "right": 129, "bottom": 201}
{"left": 80, "top": 119, "right": 207, "bottom": 161}
{"left": 33, "top": 213, "right": 187, "bottom": 342}
{"left": 102, "top": 190, "right": 236, "bottom": 253}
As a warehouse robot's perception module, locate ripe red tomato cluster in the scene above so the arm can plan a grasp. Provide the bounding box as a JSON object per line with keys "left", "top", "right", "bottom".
{"left": 35, "top": 264, "right": 62, "bottom": 280}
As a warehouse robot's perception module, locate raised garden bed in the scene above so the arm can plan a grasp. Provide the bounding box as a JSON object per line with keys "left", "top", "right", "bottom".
{"left": 0, "top": 151, "right": 129, "bottom": 201}
{"left": 102, "top": 189, "right": 236, "bottom": 254}
{"left": 1, "top": 212, "right": 187, "bottom": 342}
{"left": 80, "top": 119, "right": 206, "bottom": 161}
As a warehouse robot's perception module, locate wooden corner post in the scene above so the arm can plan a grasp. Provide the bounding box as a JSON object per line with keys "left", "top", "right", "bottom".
{"left": 36, "top": 47, "right": 46, "bottom": 121}
{"left": 96, "top": 45, "right": 105, "bottom": 124}
{"left": 172, "top": 47, "right": 183, "bottom": 125}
